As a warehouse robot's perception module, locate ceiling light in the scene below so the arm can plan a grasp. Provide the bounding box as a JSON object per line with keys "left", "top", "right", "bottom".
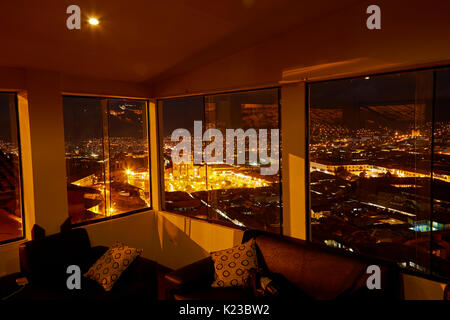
{"left": 88, "top": 17, "right": 99, "bottom": 26}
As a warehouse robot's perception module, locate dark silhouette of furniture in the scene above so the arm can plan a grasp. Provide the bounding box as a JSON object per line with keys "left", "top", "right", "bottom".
{"left": 163, "top": 230, "right": 404, "bottom": 300}
{"left": 6, "top": 228, "right": 157, "bottom": 300}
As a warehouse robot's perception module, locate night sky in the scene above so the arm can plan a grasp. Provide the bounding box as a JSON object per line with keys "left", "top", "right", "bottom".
{"left": 63, "top": 96, "right": 103, "bottom": 141}
{"left": 311, "top": 71, "right": 417, "bottom": 107}
{"left": 310, "top": 68, "right": 450, "bottom": 122}
{"left": 160, "top": 88, "right": 278, "bottom": 137}
{"left": 436, "top": 68, "right": 450, "bottom": 121}
{"left": 0, "top": 93, "right": 17, "bottom": 143}
{"left": 160, "top": 95, "right": 204, "bottom": 137}
{"left": 62, "top": 96, "right": 147, "bottom": 141}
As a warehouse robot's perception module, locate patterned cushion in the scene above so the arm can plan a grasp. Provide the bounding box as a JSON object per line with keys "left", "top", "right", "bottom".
{"left": 84, "top": 242, "right": 142, "bottom": 291}
{"left": 211, "top": 239, "right": 258, "bottom": 288}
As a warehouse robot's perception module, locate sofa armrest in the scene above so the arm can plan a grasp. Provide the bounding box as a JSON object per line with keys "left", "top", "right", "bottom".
{"left": 164, "top": 257, "right": 215, "bottom": 297}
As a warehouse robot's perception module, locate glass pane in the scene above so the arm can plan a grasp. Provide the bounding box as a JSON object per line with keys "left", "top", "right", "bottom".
{"left": 63, "top": 96, "right": 150, "bottom": 224}
{"left": 432, "top": 68, "right": 450, "bottom": 279}
{"left": 63, "top": 96, "right": 107, "bottom": 223}
{"left": 0, "top": 93, "right": 23, "bottom": 242}
{"left": 159, "top": 90, "right": 282, "bottom": 232}
{"left": 159, "top": 96, "right": 209, "bottom": 219}
{"left": 309, "top": 71, "right": 434, "bottom": 274}
{"left": 107, "top": 99, "right": 150, "bottom": 214}
{"left": 204, "top": 89, "right": 281, "bottom": 232}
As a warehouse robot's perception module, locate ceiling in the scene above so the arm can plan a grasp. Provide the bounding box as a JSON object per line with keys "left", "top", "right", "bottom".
{"left": 0, "top": 0, "right": 361, "bottom": 84}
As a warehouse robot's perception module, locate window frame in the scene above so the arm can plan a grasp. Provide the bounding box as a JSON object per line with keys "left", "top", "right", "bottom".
{"left": 63, "top": 95, "right": 153, "bottom": 228}
{"left": 0, "top": 92, "right": 26, "bottom": 245}
{"left": 305, "top": 64, "right": 450, "bottom": 283}
{"left": 156, "top": 86, "right": 283, "bottom": 234}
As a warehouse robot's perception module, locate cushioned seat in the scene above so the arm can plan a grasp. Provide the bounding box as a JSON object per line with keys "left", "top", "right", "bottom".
{"left": 163, "top": 230, "right": 403, "bottom": 300}
{"left": 11, "top": 228, "right": 158, "bottom": 300}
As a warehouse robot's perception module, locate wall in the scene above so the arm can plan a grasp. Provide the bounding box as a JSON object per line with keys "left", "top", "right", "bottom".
{"left": 152, "top": 0, "right": 450, "bottom": 97}
{"left": 84, "top": 210, "right": 243, "bottom": 271}
{"left": 281, "top": 83, "right": 308, "bottom": 239}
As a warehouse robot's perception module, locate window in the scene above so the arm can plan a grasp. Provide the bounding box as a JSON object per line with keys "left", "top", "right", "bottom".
{"left": 432, "top": 68, "right": 450, "bottom": 278}
{"left": 63, "top": 96, "right": 151, "bottom": 225}
{"left": 0, "top": 92, "right": 24, "bottom": 243}
{"left": 308, "top": 67, "right": 450, "bottom": 279}
{"left": 159, "top": 88, "right": 281, "bottom": 232}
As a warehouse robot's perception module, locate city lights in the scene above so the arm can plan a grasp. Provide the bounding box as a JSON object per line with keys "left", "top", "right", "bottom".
{"left": 309, "top": 71, "right": 450, "bottom": 278}
{"left": 159, "top": 89, "right": 281, "bottom": 232}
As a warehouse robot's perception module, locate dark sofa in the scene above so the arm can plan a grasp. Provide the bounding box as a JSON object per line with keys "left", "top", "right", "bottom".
{"left": 7, "top": 228, "right": 157, "bottom": 300}
{"left": 164, "top": 231, "right": 404, "bottom": 300}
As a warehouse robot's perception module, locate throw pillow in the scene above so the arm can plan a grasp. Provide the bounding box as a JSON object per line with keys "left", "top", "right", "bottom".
{"left": 211, "top": 238, "right": 258, "bottom": 288}
{"left": 84, "top": 242, "right": 142, "bottom": 291}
